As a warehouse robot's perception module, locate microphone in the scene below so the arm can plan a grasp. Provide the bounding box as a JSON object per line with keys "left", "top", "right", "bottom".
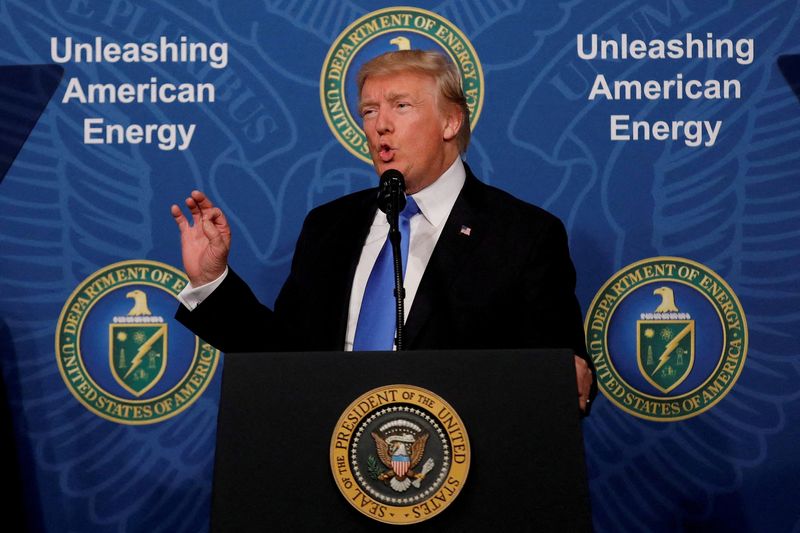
{"left": 376, "top": 169, "right": 408, "bottom": 350}
{"left": 377, "top": 169, "right": 407, "bottom": 218}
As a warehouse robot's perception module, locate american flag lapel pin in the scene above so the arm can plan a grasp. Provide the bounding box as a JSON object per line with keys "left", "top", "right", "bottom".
{"left": 459, "top": 225, "right": 472, "bottom": 236}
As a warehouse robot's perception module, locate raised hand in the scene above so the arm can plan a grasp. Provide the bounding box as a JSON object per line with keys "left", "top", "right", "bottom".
{"left": 171, "top": 191, "right": 231, "bottom": 287}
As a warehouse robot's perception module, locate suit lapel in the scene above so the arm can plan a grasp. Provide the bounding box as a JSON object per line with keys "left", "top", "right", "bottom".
{"left": 404, "top": 169, "right": 488, "bottom": 347}
{"left": 330, "top": 190, "right": 379, "bottom": 348}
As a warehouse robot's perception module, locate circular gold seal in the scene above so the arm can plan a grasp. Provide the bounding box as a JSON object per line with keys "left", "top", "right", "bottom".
{"left": 330, "top": 384, "right": 470, "bottom": 524}
{"left": 320, "top": 7, "right": 484, "bottom": 164}
{"left": 585, "top": 256, "right": 748, "bottom": 421}
{"left": 55, "top": 260, "right": 220, "bottom": 425}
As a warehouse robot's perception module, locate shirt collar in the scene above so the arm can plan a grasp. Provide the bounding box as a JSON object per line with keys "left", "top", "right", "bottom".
{"left": 409, "top": 157, "right": 466, "bottom": 228}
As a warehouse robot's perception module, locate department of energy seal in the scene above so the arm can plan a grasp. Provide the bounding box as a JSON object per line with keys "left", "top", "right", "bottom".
{"left": 330, "top": 385, "right": 470, "bottom": 524}
{"left": 586, "top": 257, "right": 747, "bottom": 422}
{"left": 55, "top": 260, "right": 220, "bottom": 425}
{"left": 320, "top": 6, "right": 484, "bottom": 163}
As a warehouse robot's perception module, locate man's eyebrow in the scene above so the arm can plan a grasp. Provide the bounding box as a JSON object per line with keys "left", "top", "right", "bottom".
{"left": 358, "top": 97, "right": 377, "bottom": 113}
{"left": 360, "top": 91, "right": 412, "bottom": 106}
{"left": 359, "top": 91, "right": 416, "bottom": 113}
{"left": 384, "top": 91, "right": 411, "bottom": 101}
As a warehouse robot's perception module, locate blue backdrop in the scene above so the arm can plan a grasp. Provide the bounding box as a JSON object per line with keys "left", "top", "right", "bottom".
{"left": 1, "top": 1, "right": 798, "bottom": 531}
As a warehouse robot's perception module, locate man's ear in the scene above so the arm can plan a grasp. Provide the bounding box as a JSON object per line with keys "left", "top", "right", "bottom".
{"left": 442, "top": 106, "right": 464, "bottom": 142}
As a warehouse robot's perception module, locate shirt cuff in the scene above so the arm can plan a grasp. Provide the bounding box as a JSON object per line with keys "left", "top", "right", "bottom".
{"left": 176, "top": 267, "right": 229, "bottom": 311}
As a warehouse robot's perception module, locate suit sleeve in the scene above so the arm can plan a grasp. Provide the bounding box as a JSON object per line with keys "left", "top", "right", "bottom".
{"left": 521, "top": 216, "right": 598, "bottom": 409}
{"left": 174, "top": 267, "right": 282, "bottom": 353}
{"left": 174, "top": 208, "right": 321, "bottom": 353}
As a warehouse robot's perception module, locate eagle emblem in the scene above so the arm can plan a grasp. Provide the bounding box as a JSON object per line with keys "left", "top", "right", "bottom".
{"left": 637, "top": 285, "right": 695, "bottom": 393}
{"left": 125, "top": 289, "right": 153, "bottom": 316}
{"left": 371, "top": 419, "right": 435, "bottom": 492}
{"left": 331, "top": 385, "right": 471, "bottom": 524}
{"left": 109, "top": 289, "right": 167, "bottom": 397}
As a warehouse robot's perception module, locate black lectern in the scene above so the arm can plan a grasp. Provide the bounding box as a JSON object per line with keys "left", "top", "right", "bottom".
{"left": 211, "top": 349, "right": 591, "bottom": 531}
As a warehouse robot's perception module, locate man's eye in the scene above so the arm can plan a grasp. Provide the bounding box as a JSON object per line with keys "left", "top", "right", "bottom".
{"left": 361, "top": 109, "right": 376, "bottom": 117}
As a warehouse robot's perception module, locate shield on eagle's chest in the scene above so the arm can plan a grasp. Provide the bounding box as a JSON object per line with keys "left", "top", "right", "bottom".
{"left": 109, "top": 323, "right": 167, "bottom": 397}
{"left": 392, "top": 455, "right": 410, "bottom": 478}
{"left": 637, "top": 319, "right": 694, "bottom": 393}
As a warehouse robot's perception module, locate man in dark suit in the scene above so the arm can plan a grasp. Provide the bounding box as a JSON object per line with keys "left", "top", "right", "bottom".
{"left": 171, "top": 50, "right": 595, "bottom": 412}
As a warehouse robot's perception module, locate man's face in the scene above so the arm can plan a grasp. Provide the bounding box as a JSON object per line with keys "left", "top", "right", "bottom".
{"left": 360, "top": 71, "right": 460, "bottom": 194}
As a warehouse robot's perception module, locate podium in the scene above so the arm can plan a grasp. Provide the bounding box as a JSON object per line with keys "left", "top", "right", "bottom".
{"left": 211, "top": 349, "right": 591, "bottom": 531}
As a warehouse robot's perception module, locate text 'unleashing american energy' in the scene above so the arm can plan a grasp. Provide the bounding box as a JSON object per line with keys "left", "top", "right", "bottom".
{"left": 52, "top": 36, "right": 229, "bottom": 151}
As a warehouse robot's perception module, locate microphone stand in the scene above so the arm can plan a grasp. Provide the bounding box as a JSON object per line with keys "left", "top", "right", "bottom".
{"left": 378, "top": 170, "right": 407, "bottom": 351}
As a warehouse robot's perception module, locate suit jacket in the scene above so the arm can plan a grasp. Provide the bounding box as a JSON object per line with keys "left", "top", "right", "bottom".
{"left": 177, "top": 166, "right": 591, "bottom": 368}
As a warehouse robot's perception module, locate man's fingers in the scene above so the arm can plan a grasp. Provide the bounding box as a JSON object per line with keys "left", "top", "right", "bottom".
{"left": 186, "top": 196, "right": 203, "bottom": 225}
{"left": 203, "top": 208, "right": 221, "bottom": 236}
{"left": 191, "top": 190, "right": 216, "bottom": 211}
{"left": 185, "top": 190, "right": 223, "bottom": 226}
{"left": 206, "top": 206, "right": 229, "bottom": 228}
{"left": 175, "top": 190, "right": 229, "bottom": 244}
{"left": 171, "top": 204, "right": 190, "bottom": 231}
{"left": 202, "top": 208, "right": 230, "bottom": 247}
{"left": 574, "top": 355, "right": 593, "bottom": 413}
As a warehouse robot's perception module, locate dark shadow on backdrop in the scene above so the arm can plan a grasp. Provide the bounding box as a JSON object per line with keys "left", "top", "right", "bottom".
{"left": 0, "top": 64, "right": 63, "bottom": 184}
{"left": 778, "top": 54, "right": 800, "bottom": 103}
{"left": 0, "top": 319, "right": 36, "bottom": 532}
{"left": 0, "top": 63, "right": 62, "bottom": 531}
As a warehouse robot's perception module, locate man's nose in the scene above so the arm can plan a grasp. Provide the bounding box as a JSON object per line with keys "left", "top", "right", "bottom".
{"left": 374, "top": 109, "right": 392, "bottom": 134}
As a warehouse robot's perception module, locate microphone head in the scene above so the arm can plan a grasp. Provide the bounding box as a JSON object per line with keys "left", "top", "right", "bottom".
{"left": 377, "top": 169, "right": 406, "bottom": 214}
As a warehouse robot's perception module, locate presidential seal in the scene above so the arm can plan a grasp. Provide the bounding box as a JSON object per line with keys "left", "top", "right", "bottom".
{"left": 320, "top": 6, "right": 484, "bottom": 163}
{"left": 55, "top": 260, "right": 220, "bottom": 425}
{"left": 586, "top": 257, "right": 747, "bottom": 421}
{"left": 330, "top": 385, "right": 470, "bottom": 524}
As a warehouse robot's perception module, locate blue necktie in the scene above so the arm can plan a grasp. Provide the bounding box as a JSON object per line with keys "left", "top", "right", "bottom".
{"left": 353, "top": 197, "right": 420, "bottom": 350}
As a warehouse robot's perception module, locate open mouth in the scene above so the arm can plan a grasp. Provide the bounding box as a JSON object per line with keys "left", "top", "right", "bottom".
{"left": 378, "top": 143, "right": 394, "bottom": 162}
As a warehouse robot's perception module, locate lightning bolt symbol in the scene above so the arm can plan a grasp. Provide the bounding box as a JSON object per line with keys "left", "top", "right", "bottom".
{"left": 651, "top": 322, "right": 694, "bottom": 376}
{"left": 123, "top": 328, "right": 165, "bottom": 380}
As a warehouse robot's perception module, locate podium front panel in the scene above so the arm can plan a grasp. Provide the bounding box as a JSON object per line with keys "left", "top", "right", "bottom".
{"left": 212, "top": 349, "right": 590, "bottom": 531}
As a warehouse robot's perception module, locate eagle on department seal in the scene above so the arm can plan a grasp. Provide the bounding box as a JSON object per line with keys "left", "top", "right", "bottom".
{"left": 371, "top": 419, "right": 435, "bottom": 492}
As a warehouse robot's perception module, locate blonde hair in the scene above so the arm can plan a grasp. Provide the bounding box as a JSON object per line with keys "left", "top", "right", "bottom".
{"left": 357, "top": 50, "right": 471, "bottom": 153}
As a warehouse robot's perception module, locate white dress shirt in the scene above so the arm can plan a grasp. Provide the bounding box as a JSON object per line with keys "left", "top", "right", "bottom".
{"left": 344, "top": 157, "right": 466, "bottom": 350}
{"left": 178, "top": 157, "right": 467, "bottom": 351}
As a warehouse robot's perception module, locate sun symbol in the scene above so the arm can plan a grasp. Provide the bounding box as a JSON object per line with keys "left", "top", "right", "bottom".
{"left": 116, "top": 332, "right": 127, "bottom": 341}
{"left": 644, "top": 328, "right": 655, "bottom": 338}
{"left": 133, "top": 331, "right": 146, "bottom": 344}
{"left": 660, "top": 328, "right": 674, "bottom": 341}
